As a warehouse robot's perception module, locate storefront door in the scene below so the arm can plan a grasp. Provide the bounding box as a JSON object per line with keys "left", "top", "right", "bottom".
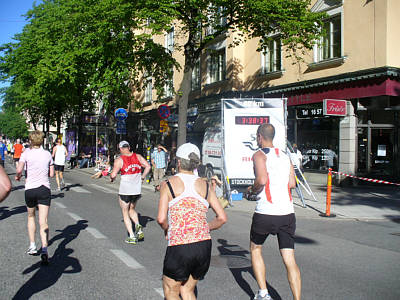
{"left": 357, "top": 125, "right": 396, "bottom": 178}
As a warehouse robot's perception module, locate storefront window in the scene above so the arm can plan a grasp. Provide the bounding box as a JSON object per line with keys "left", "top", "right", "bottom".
{"left": 295, "top": 110, "right": 340, "bottom": 171}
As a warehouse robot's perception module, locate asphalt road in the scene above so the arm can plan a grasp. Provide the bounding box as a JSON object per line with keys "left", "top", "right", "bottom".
{"left": 1, "top": 162, "right": 400, "bottom": 300}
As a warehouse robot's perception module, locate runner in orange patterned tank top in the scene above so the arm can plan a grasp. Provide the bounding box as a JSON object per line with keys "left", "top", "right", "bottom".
{"left": 157, "top": 143, "right": 227, "bottom": 300}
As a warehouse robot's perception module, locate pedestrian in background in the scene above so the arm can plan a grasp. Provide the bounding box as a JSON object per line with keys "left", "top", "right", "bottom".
{"left": 151, "top": 144, "right": 168, "bottom": 192}
{"left": 157, "top": 143, "right": 227, "bottom": 300}
{"left": 15, "top": 130, "right": 54, "bottom": 265}
{"left": 247, "top": 124, "right": 300, "bottom": 300}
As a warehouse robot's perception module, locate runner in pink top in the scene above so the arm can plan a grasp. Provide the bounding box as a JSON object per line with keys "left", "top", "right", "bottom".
{"left": 157, "top": 143, "right": 227, "bottom": 300}
{"left": 15, "top": 131, "right": 54, "bottom": 265}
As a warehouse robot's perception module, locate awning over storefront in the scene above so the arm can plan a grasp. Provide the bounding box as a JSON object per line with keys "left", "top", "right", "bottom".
{"left": 262, "top": 67, "right": 400, "bottom": 106}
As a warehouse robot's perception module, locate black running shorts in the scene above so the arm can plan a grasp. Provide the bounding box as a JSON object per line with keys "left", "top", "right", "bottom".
{"left": 119, "top": 194, "right": 141, "bottom": 203}
{"left": 25, "top": 185, "right": 51, "bottom": 208}
{"left": 13, "top": 158, "right": 20, "bottom": 162}
{"left": 250, "top": 213, "right": 296, "bottom": 249}
{"left": 163, "top": 239, "right": 212, "bottom": 281}
{"left": 54, "top": 164, "right": 64, "bottom": 172}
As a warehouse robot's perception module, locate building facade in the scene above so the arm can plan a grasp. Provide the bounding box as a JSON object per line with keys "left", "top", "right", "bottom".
{"left": 132, "top": 0, "right": 400, "bottom": 181}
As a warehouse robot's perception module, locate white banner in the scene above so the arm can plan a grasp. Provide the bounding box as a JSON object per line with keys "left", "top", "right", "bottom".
{"left": 222, "top": 98, "right": 286, "bottom": 185}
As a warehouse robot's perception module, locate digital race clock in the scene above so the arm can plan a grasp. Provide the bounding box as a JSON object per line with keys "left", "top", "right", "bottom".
{"left": 235, "top": 116, "right": 270, "bottom": 125}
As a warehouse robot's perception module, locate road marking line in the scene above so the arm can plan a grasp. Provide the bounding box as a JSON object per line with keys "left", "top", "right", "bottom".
{"left": 154, "top": 288, "right": 164, "bottom": 298}
{"left": 67, "top": 212, "right": 83, "bottom": 221}
{"left": 54, "top": 202, "right": 66, "bottom": 209}
{"left": 86, "top": 227, "right": 107, "bottom": 239}
{"left": 89, "top": 184, "right": 114, "bottom": 193}
{"left": 65, "top": 182, "right": 91, "bottom": 193}
{"left": 110, "top": 249, "right": 144, "bottom": 269}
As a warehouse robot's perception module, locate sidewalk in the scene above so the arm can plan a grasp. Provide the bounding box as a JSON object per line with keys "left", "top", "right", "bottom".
{"left": 74, "top": 167, "right": 400, "bottom": 221}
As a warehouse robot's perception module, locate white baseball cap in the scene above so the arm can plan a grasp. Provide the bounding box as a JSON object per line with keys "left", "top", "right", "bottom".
{"left": 176, "top": 143, "right": 200, "bottom": 160}
{"left": 119, "top": 141, "right": 130, "bottom": 148}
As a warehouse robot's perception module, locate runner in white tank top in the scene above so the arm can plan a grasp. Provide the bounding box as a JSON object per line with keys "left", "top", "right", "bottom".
{"left": 52, "top": 138, "right": 67, "bottom": 192}
{"left": 255, "top": 147, "right": 294, "bottom": 216}
{"left": 247, "top": 124, "right": 301, "bottom": 300}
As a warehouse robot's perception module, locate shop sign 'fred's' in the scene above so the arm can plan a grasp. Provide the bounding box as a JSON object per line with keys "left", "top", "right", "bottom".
{"left": 323, "top": 99, "right": 347, "bottom": 116}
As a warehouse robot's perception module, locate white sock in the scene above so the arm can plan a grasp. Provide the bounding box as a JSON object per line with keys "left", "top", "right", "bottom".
{"left": 129, "top": 233, "right": 135, "bottom": 238}
{"left": 259, "top": 289, "right": 269, "bottom": 297}
{"left": 30, "top": 242, "right": 36, "bottom": 249}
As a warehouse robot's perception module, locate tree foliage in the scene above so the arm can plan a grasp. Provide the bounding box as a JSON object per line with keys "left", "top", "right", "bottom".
{"left": 140, "top": 0, "right": 326, "bottom": 146}
{"left": 0, "top": 0, "right": 178, "bottom": 132}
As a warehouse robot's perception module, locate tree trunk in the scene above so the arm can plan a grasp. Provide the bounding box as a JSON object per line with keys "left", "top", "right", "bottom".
{"left": 177, "top": 63, "right": 193, "bottom": 147}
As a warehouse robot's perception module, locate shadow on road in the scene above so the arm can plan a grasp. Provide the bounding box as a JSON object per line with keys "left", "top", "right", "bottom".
{"left": 0, "top": 205, "right": 26, "bottom": 221}
{"left": 11, "top": 185, "right": 24, "bottom": 192}
{"left": 138, "top": 213, "right": 155, "bottom": 228}
{"left": 216, "top": 239, "right": 282, "bottom": 300}
{"left": 13, "top": 220, "right": 87, "bottom": 299}
{"left": 51, "top": 193, "right": 65, "bottom": 200}
{"left": 294, "top": 235, "right": 318, "bottom": 244}
{"left": 63, "top": 183, "right": 83, "bottom": 192}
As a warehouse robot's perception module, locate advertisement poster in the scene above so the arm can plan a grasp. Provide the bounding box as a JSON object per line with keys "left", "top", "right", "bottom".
{"left": 222, "top": 98, "right": 286, "bottom": 185}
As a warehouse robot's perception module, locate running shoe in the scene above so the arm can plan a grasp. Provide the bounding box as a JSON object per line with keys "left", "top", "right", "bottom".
{"left": 135, "top": 224, "right": 144, "bottom": 241}
{"left": 125, "top": 236, "right": 138, "bottom": 244}
{"left": 41, "top": 252, "right": 49, "bottom": 265}
{"left": 253, "top": 292, "right": 272, "bottom": 300}
{"left": 26, "top": 246, "right": 38, "bottom": 255}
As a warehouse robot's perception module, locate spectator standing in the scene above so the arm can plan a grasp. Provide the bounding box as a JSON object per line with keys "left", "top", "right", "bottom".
{"left": 13, "top": 139, "right": 24, "bottom": 168}
{"left": 52, "top": 138, "right": 68, "bottom": 191}
{"left": 290, "top": 143, "right": 303, "bottom": 170}
{"left": 151, "top": 144, "right": 168, "bottom": 191}
{"left": 247, "top": 124, "right": 300, "bottom": 300}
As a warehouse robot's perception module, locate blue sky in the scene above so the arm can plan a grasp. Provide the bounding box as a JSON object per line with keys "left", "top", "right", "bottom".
{"left": 0, "top": 0, "right": 38, "bottom": 102}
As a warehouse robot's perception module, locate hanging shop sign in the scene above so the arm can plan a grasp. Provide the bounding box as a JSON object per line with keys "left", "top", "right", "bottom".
{"left": 114, "top": 108, "right": 128, "bottom": 121}
{"left": 159, "top": 119, "right": 169, "bottom": 133}
{"left": 296, "top": 105, "right": 323, "bottom": 119}
{"left": 323, "top": 99, "right": 347, "bottom": 116}
{"left": 157, "top": 105, "right": 171, "bottom": 119}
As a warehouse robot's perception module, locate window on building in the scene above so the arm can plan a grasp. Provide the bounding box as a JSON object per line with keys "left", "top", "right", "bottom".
{"left": 208, "top": 49, "right": 226, "bottom": 84}
{"left": 206, "top": 6, "right": 227, "bottom": 35}
{"left": 144, "top": 78, "right": 152, "bottom": 103}
{"left": 165, "top": 28, "right": 174, "bottom": 53}
{"left": 191, "top": 60, "right": 201, "bottom": 91}
{"left": 164, "top": 69, "right": 174, "bottom": 98}
{"left": 316, "top": 15, "right": 341, "bottom": 61}
{"left": 261, "top": 37, "right": 282, "bottom": 74}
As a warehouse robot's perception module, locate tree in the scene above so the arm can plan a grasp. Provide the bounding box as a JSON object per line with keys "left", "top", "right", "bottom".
{"left": 1, "top": 0, "right": 178, "bottom": 161}
{"left": 0, "top": 108, "right": 29, "bottom": 139}
{"left": 140, "top": 0, "right": 326, "bottom": 146}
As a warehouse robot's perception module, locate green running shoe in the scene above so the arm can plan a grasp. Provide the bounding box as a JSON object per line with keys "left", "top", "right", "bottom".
{"left": 125, "top": 236, "right": 137, "bottom": 244}
{"left": 135, "top": 224, "right": 144, "bottom": 241}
